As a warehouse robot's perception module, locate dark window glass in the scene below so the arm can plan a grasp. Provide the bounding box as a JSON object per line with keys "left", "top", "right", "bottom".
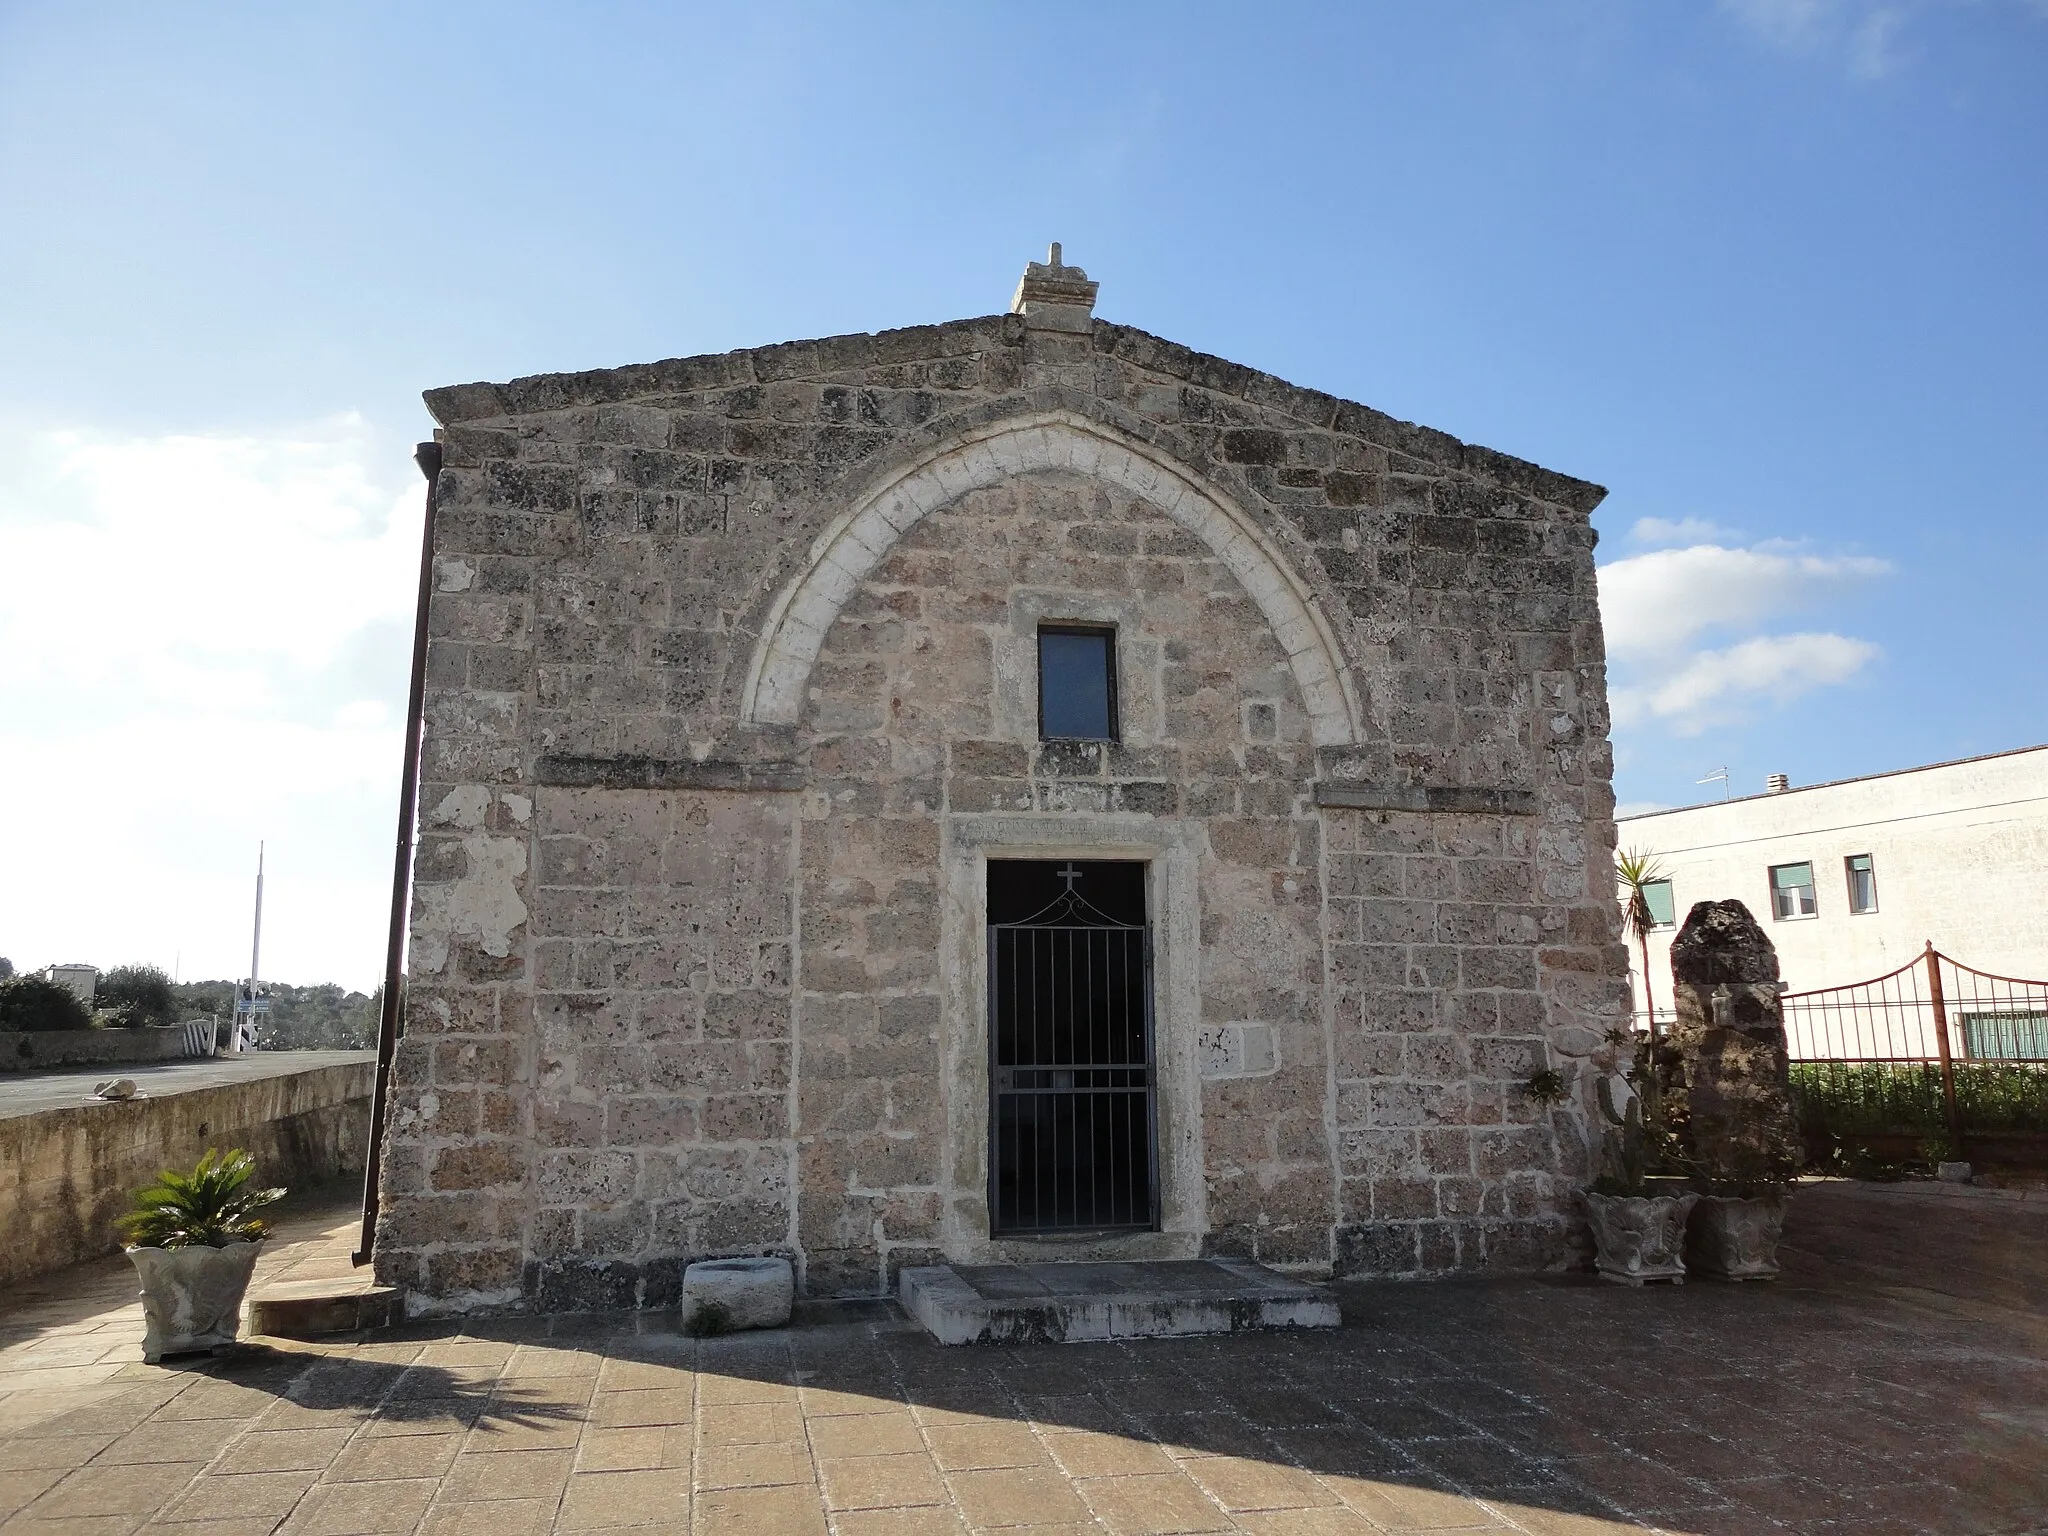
{"left": 1039, "top": 627, "right": 1117, "bottom": 741}
{"left": 1846, "top": 854, "right": 1878, "bottom": 914}
{"left": 1642, "top": 879, "right": 1676, "bottom": 929}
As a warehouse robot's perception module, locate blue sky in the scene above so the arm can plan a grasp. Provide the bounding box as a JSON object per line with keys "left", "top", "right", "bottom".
{"left": 2, "top": 1, "right": 2043, "bottom": 988}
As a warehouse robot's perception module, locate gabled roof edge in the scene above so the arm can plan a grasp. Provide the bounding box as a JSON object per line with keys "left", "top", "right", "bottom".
{"left": 424, "top": 313, "right": 1606, "bottom": 514}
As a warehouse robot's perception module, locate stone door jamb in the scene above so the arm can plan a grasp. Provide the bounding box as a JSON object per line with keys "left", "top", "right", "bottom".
{"left": 937, "top": 813, "right": 1206, "bottom": 1265}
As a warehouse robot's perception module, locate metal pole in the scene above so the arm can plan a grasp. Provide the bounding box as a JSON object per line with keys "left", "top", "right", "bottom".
{"left": 1925, "top": 941, "right": 1960, "bottom": 1149}
{"left": 354, "top": 442, "right": 441, "bottom": 1268}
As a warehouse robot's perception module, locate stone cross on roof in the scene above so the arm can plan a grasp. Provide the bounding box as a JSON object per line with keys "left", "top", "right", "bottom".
{"left": 1010, "top": 242, "right": 1099, "bottom": 333}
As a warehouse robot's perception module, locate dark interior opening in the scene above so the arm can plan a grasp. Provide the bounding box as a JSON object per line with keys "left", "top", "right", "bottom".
{"left": 986, "top": 858, "right": 1157, "bottom": 1235}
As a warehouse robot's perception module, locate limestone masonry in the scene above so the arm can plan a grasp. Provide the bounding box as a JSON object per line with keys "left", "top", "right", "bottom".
{"left": 376, "top": 250, "right": 1630, "bottom": 1314}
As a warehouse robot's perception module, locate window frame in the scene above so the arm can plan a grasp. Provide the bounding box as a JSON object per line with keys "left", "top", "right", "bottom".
{"left": 1640, "top": 878, "right": 1677, "bottom": 931}
{"left": 1036, "top": 623, "right": 1120, "bottom": 743}
{"left": 1845, "top": 853, "right": 1878, "bottom": 915}
{"left": 1769, "top": 861, "right": 1818, "bottom": 921}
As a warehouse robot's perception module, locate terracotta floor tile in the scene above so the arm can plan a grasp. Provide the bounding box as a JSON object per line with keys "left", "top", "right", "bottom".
{"left": 159, "top": 1468, "right": 321, "bottom": 1522}
{"left": 694, "top": 1440, "right": 812, "bottom": 1490}
{"left": 213, "top": 1426, "right": 357, "bottom": 1474}
{"left": 597, "top": 1358, "right": 694, "bottom": 1392}
{"left": 415, "top": 1496, "right": 559, "bottom": 1536}
{"left": 1234, "top": 1508, "right": 1386, "bottom": 1536}
{"left": 553, "top": 1467, "right": 692, "bottom": 1529}
{"left": 829, "top": 1506, "right": 970, "bottom": 1536}
{"left": 590, "top": 1388, "right": 696, "bottom": 1429}
{"left": 947, "top": 1465, "right": 1090, "bottom": 1527}
{"left": 0, "top": 1468, "right": 70, "bottom": 1517}
{"left": 799, "top": 1385, "right": 903, "bottom": 1418}
{"left": 698, "top": 1402, "right": 804, "bottom": 1446}
{"left": 805, "top": 1411, "right": 924, "bottom": 1459}
{"left": 697, "top": 1372, "right": 795, "bottom": 1407}
{"left": 439, "top": 1447, "right": 575, "bottom": 1501}
{"left": 326, "top": 1431, "right": 463, "bottom": 1481}
{"left": 576, "top": 1424, "right": 690, "bottom": 1472}
{"left": 0, "top": 1435, "right": 116, "bottom": 1472}
{"left": 818, "top": 1451, "right": 949, "bottom": 1510}
{"left": 1325, "top": 1473, "right": 1514, "bottom": 1530}
{"left": 1075, "top": 1471, "right": 1235, "bottom": 1534}
{"left": 285, "top": 1476, "right": 437, "bottom": 1535}
{"left": 0, "top": 1518, "right": 148, "bottom": 1536}
{"left": 1180, "top": 1453, "right": 1338, "bottom": 1512}
{"left": 691, "top": 1482, "right": 827, "bottom": 1534}
{"left": 28, "top": 1461, "right": 205, "bottom": 1519}
{"left": 1044, "top": 1430, "right": 1177, "bottom": 1479}
{"left": 924, "top": 1420, "right": 1047, "bottom": 1472}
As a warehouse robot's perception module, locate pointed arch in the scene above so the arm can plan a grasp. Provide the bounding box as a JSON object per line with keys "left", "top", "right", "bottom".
{"left": 739, "top": 411, "right": 1362, "bottom": 745}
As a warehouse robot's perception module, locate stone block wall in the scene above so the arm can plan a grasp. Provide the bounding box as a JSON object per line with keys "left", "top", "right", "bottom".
{"left": 376, "top": 292, "right": 1629, "bottom": 1312}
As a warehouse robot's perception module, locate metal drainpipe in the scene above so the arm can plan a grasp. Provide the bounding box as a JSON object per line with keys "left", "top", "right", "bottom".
{"left": 354, "top": 440, "right": 443, "bottom": 1267}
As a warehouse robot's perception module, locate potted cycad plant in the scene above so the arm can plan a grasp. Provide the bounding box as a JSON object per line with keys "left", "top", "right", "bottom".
{"left": 119, "top": 1149, "right": 283, "bottom": 1362}
{"left": 1583, "top": 1034, "right": 1698, "bottom": 1284}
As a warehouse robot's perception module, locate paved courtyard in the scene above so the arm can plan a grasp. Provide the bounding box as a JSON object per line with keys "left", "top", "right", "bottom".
{"left": 3, "top": 1180, "right": 2045, "bottom": 1535}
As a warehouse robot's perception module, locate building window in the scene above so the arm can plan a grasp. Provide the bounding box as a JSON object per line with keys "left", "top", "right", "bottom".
{"left": 1641, "top": 879, "right": 1676, "bottom": 930}
{"left": 1845, "top": 854, "right": 1878, "bottom": 914}
{"left": 1769, "top": 861, "right": 1817, "bottom": 920}
{"left": 1038, "top": 626, "right": 1118, "bottom": 741}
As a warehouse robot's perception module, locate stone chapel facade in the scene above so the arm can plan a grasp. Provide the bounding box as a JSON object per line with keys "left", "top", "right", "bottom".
{"left": 374, "top": 251, "right": 1631, "bottom": 1314}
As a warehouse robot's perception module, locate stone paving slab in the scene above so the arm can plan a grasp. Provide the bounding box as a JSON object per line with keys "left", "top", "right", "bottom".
{"left": 2, "top": 1181, "right": 2047, "bottom": 1533}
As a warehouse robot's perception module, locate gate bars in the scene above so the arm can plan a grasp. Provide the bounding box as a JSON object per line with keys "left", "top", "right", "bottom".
{"left": 1782, "top": 943, "right": 2048, "bottom": 1146}
{"left": 987, "top": 886, "right": 1159, "bottom": 1236}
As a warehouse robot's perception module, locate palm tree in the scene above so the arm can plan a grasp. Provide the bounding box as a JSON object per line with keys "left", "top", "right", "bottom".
{"left": 1615, "top": 847, "right": 1667, "bottom": 1032}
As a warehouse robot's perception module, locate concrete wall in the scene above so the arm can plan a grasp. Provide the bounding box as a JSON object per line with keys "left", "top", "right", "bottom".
{"left": 0, "top": 1060, "right": 373, "bottom": 1286}
{"left": 0, "top": 1024, "right": 204, "bottom": 1073}
{"left": 1617, "top": 746, "right": 2048, "bottom": 1007}
{"left": 378, "top": 263, "right": 1629, "bottom": 1313}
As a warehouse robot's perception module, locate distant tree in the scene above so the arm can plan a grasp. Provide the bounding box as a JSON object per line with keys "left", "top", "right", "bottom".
{"left": 98, "top": 964, "right": 177, "bottom": 1028}
{"left": 0, "top": 974, "right": 93, "bottom": 1032}
{"left": 0, "top": 957, "right": 14, "bottom": 979}
{"left": 171, "top": 979, "right": 237, "bottom": 1020}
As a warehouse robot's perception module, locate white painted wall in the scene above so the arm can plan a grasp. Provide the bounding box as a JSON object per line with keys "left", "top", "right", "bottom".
{"left": 1616, "top": 746, "right": 2048, "bottom": 1009}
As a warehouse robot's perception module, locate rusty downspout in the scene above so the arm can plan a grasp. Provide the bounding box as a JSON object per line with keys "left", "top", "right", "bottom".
{"left": 354, "top": 440, "right": 442, "bottom": 1267}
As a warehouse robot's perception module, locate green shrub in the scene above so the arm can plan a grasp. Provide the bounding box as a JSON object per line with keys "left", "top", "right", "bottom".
{"left": 97, "top": 964, "right": 176, "bottom": 1028}
{"left": 116, "top": 1149, "right": 284, "bottom": 1250}
{"left": 0, "top": 974, "right": 93, "bottom": 1032}
{"left": 1791, "top": 1061, "right": 2048, "bottom": 1138}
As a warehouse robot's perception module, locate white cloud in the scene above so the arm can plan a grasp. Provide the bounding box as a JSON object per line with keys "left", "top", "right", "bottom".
{"left": 1598, "top": 544, "right": 1890, "bottom": 658}
{"left": 1718, "top": 0, "right": 1916, "bottom": 79}
{"left": 1596, "top": 533, "right": 1888, "bottom": 738}
{"left": 1611, "top": 632, "right": 1881, "bottom": 735}
{"left": 0, "top": 421, "right": 424, "bottom": 989}
{"left": 1627, "top": 515, "right": 1743, "bottom": 548}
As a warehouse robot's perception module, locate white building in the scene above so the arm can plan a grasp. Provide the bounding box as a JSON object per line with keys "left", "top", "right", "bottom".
{"left": 1615, "top": 745, "right": 2048, "bottom": 1015}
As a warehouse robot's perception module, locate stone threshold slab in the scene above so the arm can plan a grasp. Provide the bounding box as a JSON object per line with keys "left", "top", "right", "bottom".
{"left": 899, "top": 1258, "right": 1340, "bottom": 1345}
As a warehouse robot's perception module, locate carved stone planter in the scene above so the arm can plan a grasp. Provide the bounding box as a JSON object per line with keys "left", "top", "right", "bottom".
{"left": 1687, "top": 1193, "right": 1789, "bottom": 1281}
{"left": 1583, "top": 1191, "right": 1698, "bottom": 1285}
{"left": 127, "top": 1241, "right": 263, "bottom": 1362}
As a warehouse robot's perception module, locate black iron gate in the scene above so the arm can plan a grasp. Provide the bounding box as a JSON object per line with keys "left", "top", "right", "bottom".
{"left": 987, "top": 862, "right": 1158, "bottom": 1235}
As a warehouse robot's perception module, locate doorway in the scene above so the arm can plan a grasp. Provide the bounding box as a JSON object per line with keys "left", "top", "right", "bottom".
{"left": 986, "top": 859, "right": 1158, "bottom": 1235}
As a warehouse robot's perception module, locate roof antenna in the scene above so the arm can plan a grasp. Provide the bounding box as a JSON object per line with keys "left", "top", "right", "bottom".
{"left": 1696, "top": 766, "right": 1730, "bottom": 801}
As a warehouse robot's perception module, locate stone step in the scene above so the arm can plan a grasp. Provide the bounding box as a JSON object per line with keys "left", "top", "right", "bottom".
{"left": 245, "top": 1276, "right": 403, "bottom": 1339}
{"left": 899, "top": 1258, "right": 1340, "bottom": 1345}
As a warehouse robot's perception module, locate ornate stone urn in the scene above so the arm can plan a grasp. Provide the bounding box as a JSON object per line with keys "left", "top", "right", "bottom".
{"left": 1583, "top": 1189, "right": 1698, "bottom": 1285}
{"left": 128, "top": 1241, "right": 265, "bottom": 1362}
{"left": 1688, "top": 1193, "right": 1789, "bottom": 1281}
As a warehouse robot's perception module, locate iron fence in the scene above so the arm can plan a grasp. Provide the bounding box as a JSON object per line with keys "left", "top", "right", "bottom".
{"left": 1781, "top": 944, "right": 2048, "bottom": 1157}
